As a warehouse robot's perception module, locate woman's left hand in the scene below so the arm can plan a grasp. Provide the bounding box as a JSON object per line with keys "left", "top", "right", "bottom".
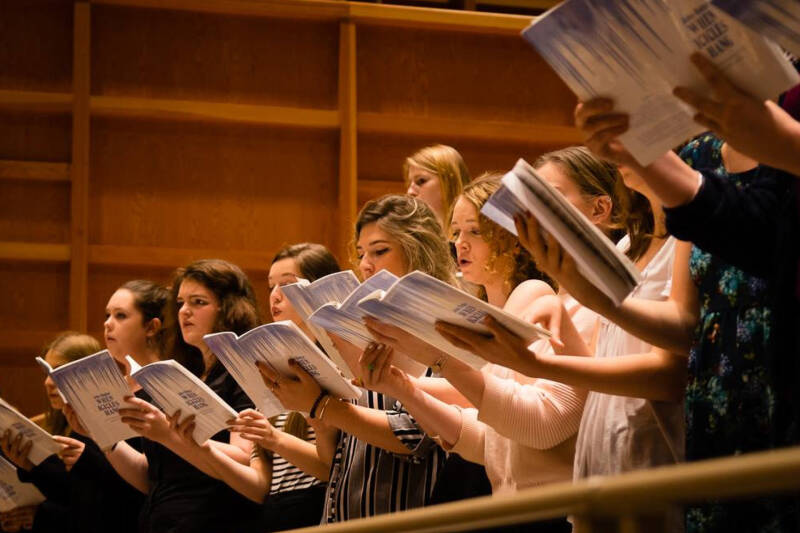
{"left": 0, "top": 430, "right": 34, "bottom": 471}
{"left": 363, "top": 316, "right": 443, "bottom": 367}
{"left": 257, "top": 360, "right": 322, "bottom": 413}
{"left": 118, "top": 396, "right": 174, "bottom": 443}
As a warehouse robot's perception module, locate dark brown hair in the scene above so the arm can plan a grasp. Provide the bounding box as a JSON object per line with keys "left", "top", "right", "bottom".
{"left": 165, "top": 259, "right": 261, "bottom": 377}
{"left": 271, "top": 243, "right": 341, "bottom": 285}
{"left": 119, "top": 280, "right": 169, "bottom": 355}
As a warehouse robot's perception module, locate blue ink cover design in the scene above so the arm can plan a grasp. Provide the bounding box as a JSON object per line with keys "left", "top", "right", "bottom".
{"left": 713, "top": 0, "right": 800, "bottom": 57}
{"left": 0, "top": 456, "right": 45, "bottom": 512}
{"left": 0, "top": 398, "right": 61, "bottom": 465}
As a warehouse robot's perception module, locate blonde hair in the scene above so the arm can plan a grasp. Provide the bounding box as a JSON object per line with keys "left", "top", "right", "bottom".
{"left": 354, "top": 195, "right": 457, "bottom": 285}
{"left": 455, "top": 174, "right": 555, "bottom": 297}
{"left": 533, "top": 146, "right": 655, "bottom": 261}
{"left": 404, "top": 144, "right": 470, "bottom": 230}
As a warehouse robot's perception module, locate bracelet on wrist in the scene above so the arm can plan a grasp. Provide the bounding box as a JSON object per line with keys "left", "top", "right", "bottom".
{"left": 431, "top": 355, "right": 449, "bottom": 374}
{"left": 317, "top": 396, "right": 333, "bottom": 422}
{"left": 309, "top": 391, "right": 328, "bottom": 419}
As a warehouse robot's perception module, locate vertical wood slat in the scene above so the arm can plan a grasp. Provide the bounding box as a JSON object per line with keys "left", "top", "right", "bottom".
{"left": 337, "top": 21, "right": 358, "bottom": 266}
{"left": 69, "top": 3, "right": 91, "bottom": 332}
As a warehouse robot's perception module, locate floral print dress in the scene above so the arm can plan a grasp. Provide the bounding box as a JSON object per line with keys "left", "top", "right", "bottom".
{"left": 680, "top": 135, "right": 799, "bottom": 533}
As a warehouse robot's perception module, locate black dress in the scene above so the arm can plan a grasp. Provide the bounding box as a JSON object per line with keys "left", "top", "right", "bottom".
{"left": 138, "top": 363, "right": 261, "bottom": 533}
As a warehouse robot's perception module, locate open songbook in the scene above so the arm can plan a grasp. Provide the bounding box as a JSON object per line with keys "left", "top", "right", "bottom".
{"left": 522, "top": 0, "right": 799, "bottom": 165}
{"left": 0, "top": 456, "right": 45, "bottom": 513}
{"left": 203, "top": 321, "right": 361, "bottom": 418}
{"left": 280, "top": 271, "right": 361, "bottom": 379}
{"left": 126, "top": 357, "right": 236, "bottom": 444}
{"left": 307, "top": 270, "right": 399, "bottom": 350}
{"left": 0, "top": 399, "right": 61, "bottom": 466}
{"left": 482, "top": 158, "right": 642, "bottom": 306}
{"left": 712, "top": 0, "right": 800, "bottom": 57}
{"left": 36, "top": 350, "right": 136, "bottom": 451}
{"left": 356, "top": 271, "right": 551, "bottom": 370}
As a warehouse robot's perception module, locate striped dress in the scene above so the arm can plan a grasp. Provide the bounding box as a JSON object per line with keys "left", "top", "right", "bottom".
{"left": 264, "top": 412, "right": 325, "bottom": 495}
{"left": 322, "top": 389, "right": 446, "bottom": 523}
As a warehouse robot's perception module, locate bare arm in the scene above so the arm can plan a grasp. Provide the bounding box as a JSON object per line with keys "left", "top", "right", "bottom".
{"left": 103, "top": 441, "right": 149, "bottom": 494}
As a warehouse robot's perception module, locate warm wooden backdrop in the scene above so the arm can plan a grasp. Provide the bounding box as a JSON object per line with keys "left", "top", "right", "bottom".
{"left": 0, "top": 0, "right": 578, "bottom": 415}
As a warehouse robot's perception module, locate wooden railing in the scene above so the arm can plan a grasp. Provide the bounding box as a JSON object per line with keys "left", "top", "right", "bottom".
{"left": 286, "top": 446, "right": 800, "bottom": 532}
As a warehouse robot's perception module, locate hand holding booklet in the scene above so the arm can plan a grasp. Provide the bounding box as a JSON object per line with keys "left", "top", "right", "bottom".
{"left": 126, "top": 357, "right": 237, "bottom": 444}
{"left": 0, "top": 456, "right": 45, "bottom": 513}
{"left": 36, "top": 350, "right": 137, "bottom": 451}
{"left": 356, "top": 271, "right": 551, "bottom": 370}
{"left": 280, "top": 271, "right": 361, "bottom": 379}
{"left": 522, "top": 0, "right": 799, "bottom": 165}
{"left": 0, "top": 398, "right": 61, "bottom": 465}
{"left": 203, "top": 321, "right": 361, "bottom": 418}
{"left": 481, "top": 158, "right": 641, "bottom": 306}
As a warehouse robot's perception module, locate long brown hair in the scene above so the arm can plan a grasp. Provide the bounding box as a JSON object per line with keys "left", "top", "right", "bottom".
{"left": 42, "top": 332, "right": 102, "bottom": 435}
{"left": 533, "top": 146, "right": 655, "bottom": 261}
{"left": 165, "top": 259, "right": 261, "bottom": 377}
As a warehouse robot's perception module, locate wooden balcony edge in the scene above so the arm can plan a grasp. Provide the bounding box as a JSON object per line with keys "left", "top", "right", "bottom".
{"left": 0, "top": 242, "right": 71, "bottom": 263}
{"left": 0, "top": 160, "right": 71, "bottom": 182}
{"left": 0, "top": 90, "right": 73, "bottom": 113}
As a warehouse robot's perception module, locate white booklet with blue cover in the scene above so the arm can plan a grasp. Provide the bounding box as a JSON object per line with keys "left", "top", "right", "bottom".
{"left": 36, "top": 350, "right": 136, "bottom": 451}
{"left": 203, "top": 321, "right": 361, "bottom": 418}
{"left": 280, "top": 271, "right": 361, "bottom": 379}
{"left": 126, "top": 357, "right": 236, "bottom": 444}
{"left": 482, "top": 158, "right": 642, "bottom": 306}
{"left": 712, "top": 0, "right": 800, "bottom": 57}
{"left": 523, "top": 0, "right": 799, "bottom": 165}
{"left": 356, "top": 271, "right": 551, "bottom": 370}
{"left": 0, "top": 398, "right": 61, "bottom": 466}
{"left": 0, "top": 456, "right": 45, "bottom": 513}
{"left": 307, "top": 270, "right": 399, "bottom": 351}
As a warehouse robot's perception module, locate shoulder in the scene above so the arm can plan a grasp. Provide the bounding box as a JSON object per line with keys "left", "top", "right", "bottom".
{"left": 504, "top": 279, "right": 556, "bottom": 316}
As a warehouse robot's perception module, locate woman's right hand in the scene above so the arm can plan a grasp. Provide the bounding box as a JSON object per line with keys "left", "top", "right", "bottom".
{"left": 574, "top": 98, "right": 639, "bottom": 168}
{"left": 227, "top": 409, "right": 278, "bottom": 450}
{"left": 53, "top": 435, "right": 85, "bottom": 472}
{"left": 118, "top": 396, "right": 174, "bottom": 444}
{"left": 0, "top": 506, "right": 36, "bottom": 532}
{"left": 357, "top": 342, "right": 415, "bottom": 399}
{"left": 0, "top": 430, "right": 34, "bottom": 471}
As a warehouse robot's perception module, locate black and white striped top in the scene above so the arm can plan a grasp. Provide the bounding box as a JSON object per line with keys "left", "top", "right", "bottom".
{"left": 322, "top": 389, "right": 446, "bottom": 523}
{"left": 261, "top": 412, "right": 325, "bottom": 495}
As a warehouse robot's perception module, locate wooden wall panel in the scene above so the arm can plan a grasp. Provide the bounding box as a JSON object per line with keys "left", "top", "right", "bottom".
{"left": 0, "top": 0, "right": 73, "bottom": 93}
{"left": 0, "top": 181, "right": 70, "bottom": 243}
{"left": 91, "top": 6, "right": 339, "bottom": 109}
{"left": 0, "top": 111, "right": 71, "bottom": 162}
{"left": 0, "top": 367, "right": 49, "bottom": 418}
{"left": 89, "top": 118, "right": 339, "bottom": 251}
{"left": 0, "top": 263, "right": 70, "bottom": 337}
{"left": 356, "top": 25, "right": 576, "bottom": 125}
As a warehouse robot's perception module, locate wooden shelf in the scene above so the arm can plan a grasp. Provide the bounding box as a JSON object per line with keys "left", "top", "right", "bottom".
{"left": 88, "top": 244, "right": 273, "bottom": 272}
{"left": 91, "top": 0, "right": 348, "bottom": 20}
{"left": 90, "top": 0, "right": 534, "bottom": 34}
{"left": 91, "top": 95, "right": 340, "bottom": 129}
{"left": 0, "top": 160, "right": 70, "bottom": 182}
{"left": 348, "top": 3, "right": 532, "bottom": 34}
{"left": 0, "top": 90, "right": 72, "bottom": 113}
{"left": 0, "top": 242, "right": 71, "bottom": 263}
{"left": 358, "top": 112, "right": 582, "bottom": 145}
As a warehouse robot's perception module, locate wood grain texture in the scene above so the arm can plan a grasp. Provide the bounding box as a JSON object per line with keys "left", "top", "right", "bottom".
{"left": 0, "top": 160, "right": 70, "bottom": 182}
{"left": 0, "top": 0, "right": 73, "bottom": 93}
{"left": 91, "top": 6, "right": 339, "bottom": 110}
{"left": 0, "top": 366, "right": 50, "bottom": 418}
{"left": 0, "top": 262, "right": 70, "bottom": 336}
{"left": 357, "top": 25, "right": 576, "bottom": 126}
{"left": 0, "top": 90, "right": 73, "bottom": 113}
{"left": 0, "top": 181, "right": 71, "bottom": 243}
{"left": 89, "top": 118, "right": 339, "bottom": 251}
{"left": 0, "top": 112, "right": 72, "bottom": 162}
{"left": 337, "top": 22, "right": 358, "bottom": 264}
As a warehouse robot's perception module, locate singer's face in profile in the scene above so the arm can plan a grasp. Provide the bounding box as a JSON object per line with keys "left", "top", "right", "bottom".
{"left": 177, "top": 279, "right": 220, "bottom": 348}
{"left": 43, "top": 349, "right": 70, "bottom": 410}
{"left": 406, "top": 165, "right": 443, "bottom": 222}
{"left": 268, "top": 257, "right": 303, "bottom": 326}
{"left": 104, "top": 288, "right": 148, "bottom": 362}
{"left": 356, "top": 222, "right": 406, "bottom": 280}
{"left": 536, "top": 161, "right": 599, "bottom": 222}
{"left": 450, "top": 197, "right": 491, "bottom": 286}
